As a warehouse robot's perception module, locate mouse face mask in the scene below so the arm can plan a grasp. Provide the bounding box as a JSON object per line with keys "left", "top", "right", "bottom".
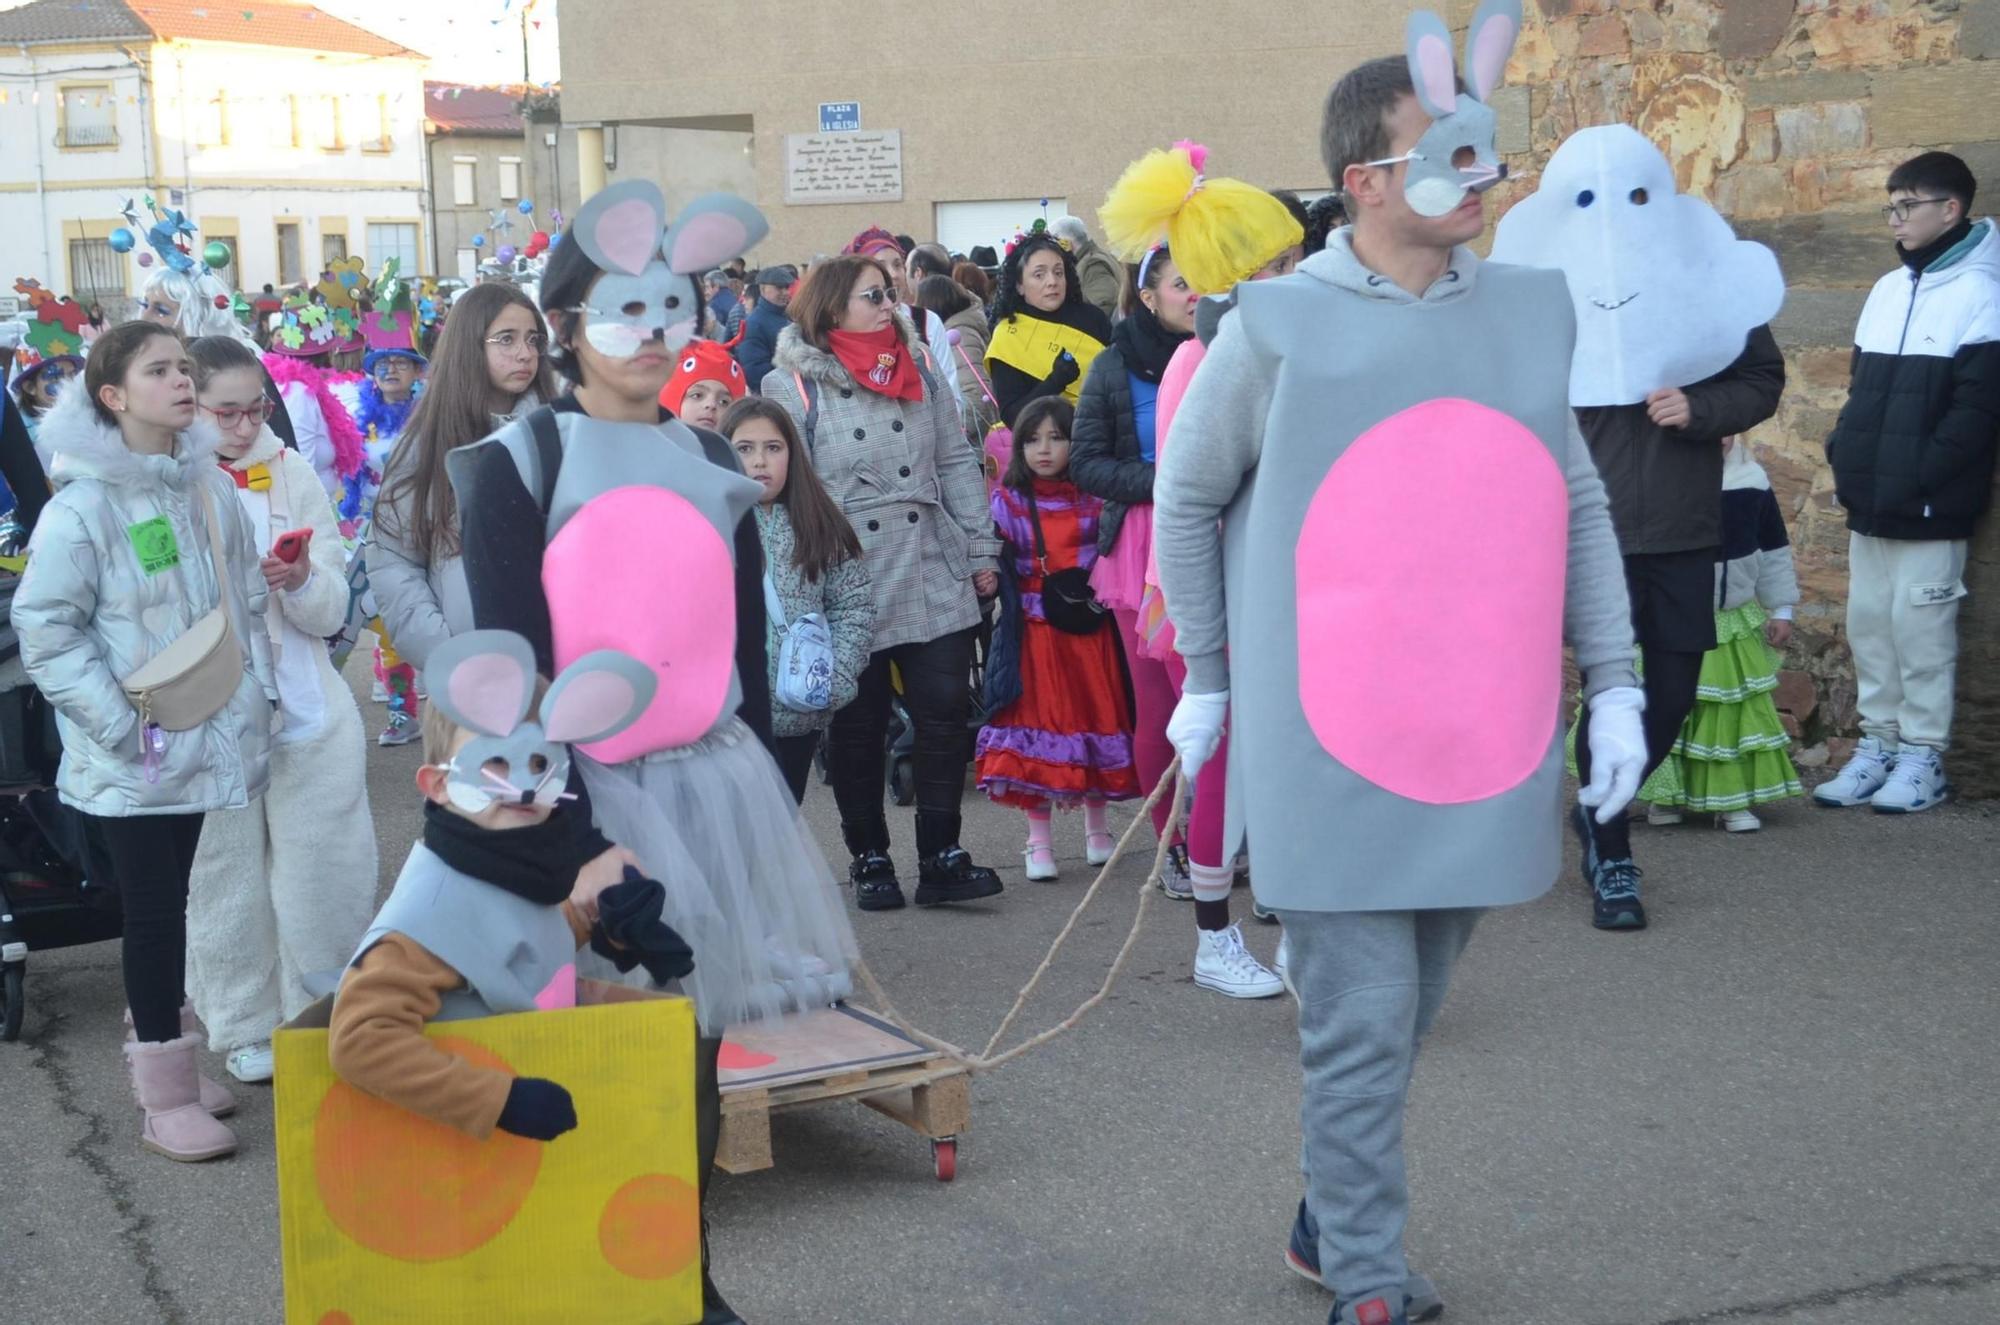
{"left": 1376, "top": 0, "right": 1521, "bottom": 217}
{"left": 422, "top": 630, "right": 658, "bottom": 815}
{"left": 567, "top": 180, "right": 771, "bottom": 360}
{"left": 1490, "top": 124, "right": 1786, "bottom": 405}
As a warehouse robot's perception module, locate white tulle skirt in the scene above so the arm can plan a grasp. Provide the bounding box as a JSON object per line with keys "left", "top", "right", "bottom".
{"left": 575, "top": 717, "right": 858, "bottom": 1034}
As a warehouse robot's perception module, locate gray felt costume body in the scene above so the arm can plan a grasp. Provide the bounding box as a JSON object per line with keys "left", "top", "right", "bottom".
{"left": 1156, "top": 234, "right": 1639, "bottom": 914}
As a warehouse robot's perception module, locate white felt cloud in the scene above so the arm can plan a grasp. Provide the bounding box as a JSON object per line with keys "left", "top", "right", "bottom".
{"left": 1491, "top": 125, "right": 1785, "bottom": 407}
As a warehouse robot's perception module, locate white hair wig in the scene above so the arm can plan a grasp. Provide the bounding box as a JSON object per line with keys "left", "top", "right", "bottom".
{"left": 140, "top": 266, "right": 255, "bottom": 343}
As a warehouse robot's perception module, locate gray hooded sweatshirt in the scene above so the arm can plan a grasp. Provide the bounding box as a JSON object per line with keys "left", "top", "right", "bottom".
{"left": 1154, "top": 231, "right": 1637, "bottom": 913}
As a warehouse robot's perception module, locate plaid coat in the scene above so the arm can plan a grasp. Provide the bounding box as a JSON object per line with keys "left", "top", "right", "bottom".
{"left": 765, "top": 314, "right": 1000, "bottom": 652}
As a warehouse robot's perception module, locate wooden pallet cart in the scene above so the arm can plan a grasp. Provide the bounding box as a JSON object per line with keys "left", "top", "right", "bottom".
{"left": 715, "top": 1004, "right": 971, "bottom": 1182}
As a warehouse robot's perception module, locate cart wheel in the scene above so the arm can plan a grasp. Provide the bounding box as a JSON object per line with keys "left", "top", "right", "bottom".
{"left": 890, "top": 758, "right": 917, "bottom": 808}
{"left": 931, "top": 1137, "right": 957, "bottom": 1183}
{"left": 1, "top": 963, "right": 23, "bottom": 1042}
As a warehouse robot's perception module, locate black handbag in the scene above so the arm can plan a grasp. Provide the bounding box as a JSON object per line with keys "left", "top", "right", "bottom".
{"left": 1025, "top": 494, "right": 1107, "bottom": 635}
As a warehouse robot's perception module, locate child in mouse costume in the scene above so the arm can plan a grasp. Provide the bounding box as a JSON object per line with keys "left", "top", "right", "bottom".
{"left": 448, "top": 183, "right": 858, "bottom": 1325}
{"left": 1153, "top": 7, "right": 1644, "bottom": 1321}
{"left": 327, "top": 629, "right": 690, "bottom": 1143}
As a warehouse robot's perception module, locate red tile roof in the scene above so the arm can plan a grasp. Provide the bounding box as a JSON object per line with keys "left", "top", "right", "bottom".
{"left": 424, "top": 82, "right": 527, "bottom": 136}
{"left": 0, "top": 0, "right": 423, "bottom": 58}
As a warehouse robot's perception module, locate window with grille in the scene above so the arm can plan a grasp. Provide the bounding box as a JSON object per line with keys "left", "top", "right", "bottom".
{"left": 69, "top": 238, "right": 122, "bottom": 303}
{"left": 322, "top": 234, "right": 348, "bottom": 265}
{"left": 60, "top": 85, "right": 116, "bottom": 148}
{"left": 452, "top": 158, "right": 476, "bottom": 207}
{"left": 499, "top": 157, "right": 521, "bottom": 201}
{"left": 366, "top": 223, "right": 420, "bottom": 276}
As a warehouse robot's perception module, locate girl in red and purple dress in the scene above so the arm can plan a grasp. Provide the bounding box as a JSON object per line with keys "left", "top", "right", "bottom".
{"left": 976, "top": 397, "right": 1140, "bottom": 881}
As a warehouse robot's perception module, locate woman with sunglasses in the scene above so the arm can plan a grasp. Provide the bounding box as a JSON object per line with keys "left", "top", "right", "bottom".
{"left": 369, "top": 282, "right": 555, "bottom": 712}
{"left": 179, "top": 335, "right": 377, "bottom": 1087}
{"left": 766, "top": 254, "right": 1007, "bottom": 913}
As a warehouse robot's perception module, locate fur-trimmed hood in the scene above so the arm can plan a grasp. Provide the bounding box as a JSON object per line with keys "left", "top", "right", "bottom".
{"left": 771, "top": 309, "right": 921, "bottom": 387}
{"left": 36, "top": 386, "right": 223, "bottom": 491}
{"left": 222, "top": 423, "right": 284, "bottom": 472}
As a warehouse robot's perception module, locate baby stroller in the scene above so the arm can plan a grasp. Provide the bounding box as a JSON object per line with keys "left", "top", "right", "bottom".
{"left": 0, "top": 561, "right": 119, "bottom": 1041}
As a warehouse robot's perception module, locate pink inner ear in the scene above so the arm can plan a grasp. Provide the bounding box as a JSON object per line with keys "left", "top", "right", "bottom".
{"left": 666, "top": 214, "right": 751, "bottom": 274}
{"left": 1470, "top": 17, "right": 1518, "bottom": 99}
{"left": 1416, "top": 34, "right": 1458, "bottom": 115}
{"left": 448, "top": 654, "right": 531, "bottom": 736}
{"left": 542, "top": 669, "right": 639, "bottom": 744}
{"left": 593, "top": 197, "right": 665, "bottom": 275}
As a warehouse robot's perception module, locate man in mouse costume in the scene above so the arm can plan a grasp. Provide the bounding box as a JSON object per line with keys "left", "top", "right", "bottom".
{"left": 1153, "top": 6, "right": 1645, "bottom": 1321}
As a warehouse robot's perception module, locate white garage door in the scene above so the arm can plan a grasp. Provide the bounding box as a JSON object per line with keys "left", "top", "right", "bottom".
{"left": 934, "top": 198, "right": 1071, "bottom": 259}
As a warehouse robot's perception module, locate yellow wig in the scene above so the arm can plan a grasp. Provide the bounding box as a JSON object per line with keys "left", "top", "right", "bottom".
{"left": 1097, "top": 140, "right": 1306, "bottom": 296}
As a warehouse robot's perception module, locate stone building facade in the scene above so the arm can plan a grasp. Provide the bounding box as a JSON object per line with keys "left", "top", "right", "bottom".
{"left": 1498, "top": 0, "right": 2000, "bottom": 794}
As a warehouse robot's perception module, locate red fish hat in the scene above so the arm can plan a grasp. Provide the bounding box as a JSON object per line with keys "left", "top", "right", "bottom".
{"left": 659, "top": 340, "right": 747, "bottom": 414}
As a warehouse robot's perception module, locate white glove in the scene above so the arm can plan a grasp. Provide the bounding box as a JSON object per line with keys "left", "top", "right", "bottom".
{"left": 1578, "top": 685, "right": 1647, "bottom": 824}
{"left": 1166, "top": 689, "right": 1229, "bottom": 784}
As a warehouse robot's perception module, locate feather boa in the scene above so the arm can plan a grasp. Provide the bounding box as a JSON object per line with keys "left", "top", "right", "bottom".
{"left": 261, "top": 353, "right": 365, "bottom": 481}
{"left": 353, "top": 378, "right": 417, "bottom": 450}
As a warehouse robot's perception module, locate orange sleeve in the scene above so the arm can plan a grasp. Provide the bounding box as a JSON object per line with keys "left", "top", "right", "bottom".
{"left": 326, "top": 933, "right": 515, "bottom": 1140}
{"left": 561, "top": 899, "right": 593, "bottom": 949}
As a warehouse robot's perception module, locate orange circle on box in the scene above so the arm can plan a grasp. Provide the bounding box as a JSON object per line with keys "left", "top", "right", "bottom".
{"left": 318, "top": 1314, "right": 354, "bottom": 1325}
{"left": 314, "top": 1037, "right": 544, "bottom": 1263}
{"left": 598, "top": 1174, "right": 700, "bottom": 1279}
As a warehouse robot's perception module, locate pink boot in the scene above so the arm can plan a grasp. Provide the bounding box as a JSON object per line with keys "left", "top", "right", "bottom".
{"left": 125, "top": 1005, "right": 236, "bottom": 1118}
{"left": 125, "top": 1034, "right": 238, "bottom": 1162}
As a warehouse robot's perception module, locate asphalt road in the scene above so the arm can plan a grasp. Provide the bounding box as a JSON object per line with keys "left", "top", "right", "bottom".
{"left": 3, "top": 662, "right": 1997, "bottom": 1325}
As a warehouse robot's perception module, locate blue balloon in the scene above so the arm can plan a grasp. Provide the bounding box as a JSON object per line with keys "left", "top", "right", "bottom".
{"left": 471, "top": 234, "right": 486, "bottom": 248}
{"left": 516, "top": 199, "right": 535, "bottom": 214}
{"left": 548, "top": 231, "right": 563, "bottom": 248}
{"left": 109, "top": 227, "right": 136, "bottom": 253}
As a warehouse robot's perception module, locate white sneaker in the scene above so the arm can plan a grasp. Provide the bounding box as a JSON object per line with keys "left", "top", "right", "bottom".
{"left": 1193, "top": 923, "right": 1284, "bottom": 999}
{"left": 1156, "top": 844, "right": 1193, "bottom": 899}
{"left": 1870, "top": 744, "right": 1948, "bottom": 814}
{"left": 1023, "top": 844, "right": 1058, "bottom": 882}
{"left": 1719, "top": 809, "right": 1762, "bottom": 833}
{"left": 1646, "top": 803, "right": 1684, "bottom": 827}
{"left": 226, "top": 1042, "right": 275, "bottom": 1083}
{"left": 1273, "top": 931, "right": 1297, "bottom": 1001}
{"left": 1812, "top": 736, "right": 1895, "bottom": 807}
{"left": 378, "top": 711, "right": 419, "bottom": 747}
{"left": 369, "top": 677, "right": 390, "bottom": 702}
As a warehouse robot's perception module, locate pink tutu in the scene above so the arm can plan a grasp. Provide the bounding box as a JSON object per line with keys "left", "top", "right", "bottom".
{"left": 1089, "top": 501, "right": 1154, "bottom": 614}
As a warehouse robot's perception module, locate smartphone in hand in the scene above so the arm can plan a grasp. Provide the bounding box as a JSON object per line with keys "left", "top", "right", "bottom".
{"left": 271, "top": 527, "right": 314, "bottom": 564}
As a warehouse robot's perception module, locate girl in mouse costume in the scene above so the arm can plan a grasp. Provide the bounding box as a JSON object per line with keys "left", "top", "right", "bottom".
{"left": 449, "top": 184, "right": 854, "bottom": 1325}
{"left": 450, "top": 180, "right": 856, "bottom": 1024}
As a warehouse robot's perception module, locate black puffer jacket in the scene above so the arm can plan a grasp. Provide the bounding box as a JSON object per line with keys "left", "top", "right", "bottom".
{"left": 1576, "top": 324, "right": 1786, "bottom": 556}
{"left": 1069, "top": 342, "right": 1152, "bottom": 556}
{"left": 1826, "top": 219, "right": 2000, "bottom": 541}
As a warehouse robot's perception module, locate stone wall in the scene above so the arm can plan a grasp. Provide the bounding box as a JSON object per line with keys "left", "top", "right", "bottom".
{"left": 1496, "top": 0, "right": 2000, "bottom": 791}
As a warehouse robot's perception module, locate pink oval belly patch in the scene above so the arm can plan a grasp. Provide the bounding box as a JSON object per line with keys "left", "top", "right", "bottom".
{"left": 544, "top": 486, "right": 735, "bottom": 762}
{"left": 1295, "top": 398, "right": 1568, "bottom": 804}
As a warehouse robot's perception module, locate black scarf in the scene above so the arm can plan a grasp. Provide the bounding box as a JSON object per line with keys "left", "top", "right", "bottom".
{"left": 1111, "top": 302, "right": 1191, "bottom": 385}
{"left": 1898, "top": 217, "right": 1973, "bottom": 274}
{"left": 422, "top": 800, "right": 606, "bottom": 907}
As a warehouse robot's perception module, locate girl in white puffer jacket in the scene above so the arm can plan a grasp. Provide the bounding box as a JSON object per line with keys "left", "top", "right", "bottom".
{"left": 12, "top": 322, "right": 276, "bottom": 1163}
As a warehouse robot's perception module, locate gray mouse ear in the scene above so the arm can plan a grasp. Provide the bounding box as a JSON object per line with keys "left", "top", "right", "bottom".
{"left": 574, "top": 178, "right": 669, "bottom": 276}
{"left": 662, "top": 194, "right": 770, "bottom": 276}
{"left": 541, "top": 650, "right": 659, "bottom": 746}
{"left": 1405, "top": 10, "right": 1460, "bottom": 121}
{"left": 1463, "top": 0, "right": 1523, "bottom": 104}
{"left": 420, "top": 630, "right": 540, "bottom": 739}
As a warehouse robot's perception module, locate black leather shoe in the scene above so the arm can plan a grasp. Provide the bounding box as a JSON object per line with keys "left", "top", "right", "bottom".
{"left": 850, "top": 850, "right": 906, "bottom": 912}
{"left": 914, "top": 847, "right": 1003, "bottom": 906}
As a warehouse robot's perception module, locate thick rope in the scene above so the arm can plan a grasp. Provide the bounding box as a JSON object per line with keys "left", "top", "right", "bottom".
{"left": 851, "top": 757, "right": 1189, "bottom": 1074}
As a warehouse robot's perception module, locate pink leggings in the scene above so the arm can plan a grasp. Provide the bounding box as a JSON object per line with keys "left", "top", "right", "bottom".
{"left": 1113, "top": 607, "right": 1227, "bottom": 865}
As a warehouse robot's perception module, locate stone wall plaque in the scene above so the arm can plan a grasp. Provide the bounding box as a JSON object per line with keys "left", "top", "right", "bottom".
{"left": 784, "top": 130, "right": 904, "bottom": 206}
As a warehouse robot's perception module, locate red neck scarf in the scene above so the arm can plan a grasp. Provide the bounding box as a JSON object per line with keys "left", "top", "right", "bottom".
{"left": 826, "top": 326, "right": 924, "bottom": 402}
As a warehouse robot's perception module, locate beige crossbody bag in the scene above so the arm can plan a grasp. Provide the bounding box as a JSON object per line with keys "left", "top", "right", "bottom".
{"left": 121, "top": 487, "right": 245, "bottom": 732}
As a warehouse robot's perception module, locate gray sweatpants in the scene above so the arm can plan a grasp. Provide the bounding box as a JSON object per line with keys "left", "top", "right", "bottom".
{"left": 1279, "top": 906, "right": 1484, "bottom": 1305}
